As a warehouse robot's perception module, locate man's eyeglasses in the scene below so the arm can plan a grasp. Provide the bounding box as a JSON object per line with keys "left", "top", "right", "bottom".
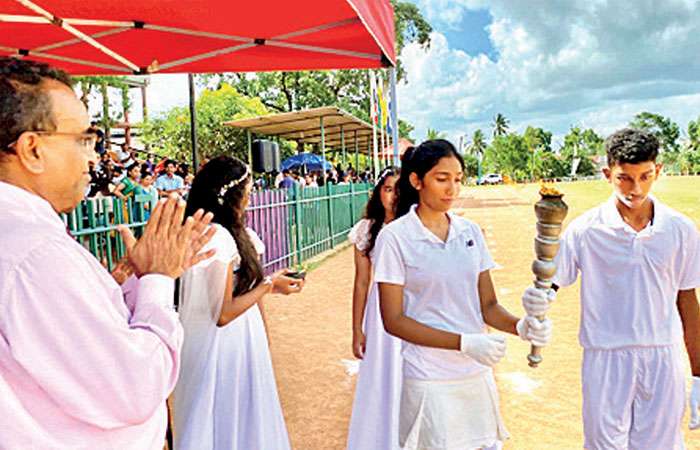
{"left": 6, "top": 130, "right": 97, "bottom": 153}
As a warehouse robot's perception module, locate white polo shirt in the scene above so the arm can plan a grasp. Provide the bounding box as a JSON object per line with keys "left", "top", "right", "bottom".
{"left": 373, "top": 204, "right": 496, "bottom": 380}
{"left": 553, "top": 195, "right": 700, "bottom": 350}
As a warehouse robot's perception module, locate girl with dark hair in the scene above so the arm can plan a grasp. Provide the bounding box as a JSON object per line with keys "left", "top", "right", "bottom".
{"left": 346, "top": 166, "right": 402, "bottom": 450}
{"left": 172, "top": 156, "right": 303, "bottom": 450}
{"left": 113, "top": 162, "right": 140, "bottom": 200}
{"left": 374, "top": 140, "right": 552, "bottom": 450}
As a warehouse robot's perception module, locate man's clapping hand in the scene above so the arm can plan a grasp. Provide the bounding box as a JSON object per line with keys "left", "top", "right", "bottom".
{"left": 117, "top": 194, "right": 216, "bottom": 279}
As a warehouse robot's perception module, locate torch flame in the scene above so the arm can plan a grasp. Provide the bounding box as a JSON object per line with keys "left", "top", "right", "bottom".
{"left": 539, "top": 181, "right": 563, "bottom": 197}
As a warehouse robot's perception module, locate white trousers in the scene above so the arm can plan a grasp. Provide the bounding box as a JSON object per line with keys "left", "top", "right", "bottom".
{"left": 582, "top": 345, "right": 685, "bottom": 450}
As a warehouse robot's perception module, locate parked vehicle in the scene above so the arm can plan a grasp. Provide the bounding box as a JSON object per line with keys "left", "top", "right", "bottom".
{"left": 479, "top": 173, "right": 503, "bottom": 185}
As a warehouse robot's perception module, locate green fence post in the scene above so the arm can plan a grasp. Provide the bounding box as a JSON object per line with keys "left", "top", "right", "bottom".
{"left": 293, "top": 184, "right": 303, "bottom": 266}
{"left": 326, "top": 182, "right": 334, "bottom": 247}
{"left": 349, "top": 182, "right": 355, "bottom": 223}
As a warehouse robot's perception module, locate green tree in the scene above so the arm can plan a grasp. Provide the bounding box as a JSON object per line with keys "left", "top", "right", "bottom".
{"left": 462, "top": 153, "right": 480, "bottom": 178}
{"left": 399, "top": 119, "right": 415, "bottom": 140}
{"left": 523, "top": 126, "right": 553, "bottom": 180}
{"left": 629, "top": 112, "right": 680, "bottom": 153}
{"left": 469, "top": 129, "right": 487, "bottom": 157}
{"left": 483, "top": 133, "right": 530, "bottom": 181}
{"left": 392, "top": 0, "right": 433, "bottom": 79}
{"left": 201, "top": 0, "right": 431, "bottom": 124}
{"left": 492, "top": 113, "right": 510, "bottom": 138}
{"left": 74, "top": 76, "right": 133, "bottom": 142}
{"left": 581, "top": 128, "right": 605, "bottom": 155}
{"left": 140, "top": 83, "right": 269, "bottom": 162}
{"left": 559, "top": 126, "right": 597, "bottom": 177}
{"left": 687, "top": 115, "right": 700, "bottom": 150}
{"left": 426, "top": 128, "right": 446, "bottom": 140}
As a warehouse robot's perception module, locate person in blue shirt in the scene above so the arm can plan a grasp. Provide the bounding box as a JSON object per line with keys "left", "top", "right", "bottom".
{"left": 278, "top": 169, "right": 296, "bottom": 190}
{"left": 155, "top": 159, "right": 185, "bottom": 197}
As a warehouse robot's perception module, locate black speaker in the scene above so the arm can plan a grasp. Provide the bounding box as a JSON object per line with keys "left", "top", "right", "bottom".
{"left": 252, "top": 140, "right": 280, "bottom": 173}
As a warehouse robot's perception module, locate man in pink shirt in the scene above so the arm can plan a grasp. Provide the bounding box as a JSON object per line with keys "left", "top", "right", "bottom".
{"left": 0, "top": 58, "right": 215, "bottom": 448}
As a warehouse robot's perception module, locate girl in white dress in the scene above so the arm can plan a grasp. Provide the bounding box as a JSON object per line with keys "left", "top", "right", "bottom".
{"left": 172, "top": 156, "right": 304, "bottom": 450}
{"left": 373, "top": 141, "right": 553, "bottom": 450}
{"left": 346, "top": 166, "right": 403, "bottom": 450}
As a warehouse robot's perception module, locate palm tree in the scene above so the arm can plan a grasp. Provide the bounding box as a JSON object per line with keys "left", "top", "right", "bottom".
{"left": 492, "top": 113, "right": 509, "bottom": 138}
{"left": 470, "top": 129, "right": 486, "bottom": 156}
{"left": 688, "top": 116, "right": 700, "bottom": 151}
{"left": 426, "top": 128, "right": 446, "bottom": 140}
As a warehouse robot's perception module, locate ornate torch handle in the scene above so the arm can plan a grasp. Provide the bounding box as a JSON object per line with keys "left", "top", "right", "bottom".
{"left": 528, "top": 192, "right": 568, "bottom": 368}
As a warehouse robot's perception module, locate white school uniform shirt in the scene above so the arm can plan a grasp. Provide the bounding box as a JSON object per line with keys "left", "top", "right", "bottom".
{"left": 373, "top": 204, "right": 496, "bottom": 380}
{"left": 553, "top": 195, "right": 700, "bottom": 350}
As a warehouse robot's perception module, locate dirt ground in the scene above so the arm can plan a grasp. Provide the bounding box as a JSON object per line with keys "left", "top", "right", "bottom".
{"left": 264, "top": 181, "right": 700, "bottom": 450}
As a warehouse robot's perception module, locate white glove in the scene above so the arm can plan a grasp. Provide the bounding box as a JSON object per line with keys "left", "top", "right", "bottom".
{"left": 459, "top": 334, "right": 506, "bottom": 366}
{"left": 691, "top": 376, "right": 700, "bottom": 430}
{"left": 516, "top": 316, "right": 553, "bottom": 347}
{"left": 521, "top": 287, "right": 556, "bottom": 317}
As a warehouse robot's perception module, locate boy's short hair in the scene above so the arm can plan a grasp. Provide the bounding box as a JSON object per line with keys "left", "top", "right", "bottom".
{"left": 605, "top": 128, "right": 659, "bottom": 166}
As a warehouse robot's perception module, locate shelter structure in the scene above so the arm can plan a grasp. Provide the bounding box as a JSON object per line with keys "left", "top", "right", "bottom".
{"left": 225, "top": 106, "right": 380, "bottom": 175}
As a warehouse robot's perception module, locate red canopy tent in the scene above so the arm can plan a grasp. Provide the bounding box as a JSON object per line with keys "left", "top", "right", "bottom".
{"left": 0, "top": 0, "right": 400, "bottom": 170}
{"left": 0, "top": 0, "right": 395, "bottom": 74}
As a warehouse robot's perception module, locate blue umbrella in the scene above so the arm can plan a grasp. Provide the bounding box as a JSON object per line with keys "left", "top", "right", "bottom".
{"left": 281, "top": 153, "right": 332, "bottom": 172}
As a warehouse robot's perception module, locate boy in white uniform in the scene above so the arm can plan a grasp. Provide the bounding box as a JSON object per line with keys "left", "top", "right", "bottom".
{"left": 527, "top": 128, "right": 700, "bottom": 449}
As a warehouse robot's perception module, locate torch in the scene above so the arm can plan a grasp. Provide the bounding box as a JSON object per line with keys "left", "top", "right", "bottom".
{"left": 528, "top": 184, "right": 568, "bottom": 368}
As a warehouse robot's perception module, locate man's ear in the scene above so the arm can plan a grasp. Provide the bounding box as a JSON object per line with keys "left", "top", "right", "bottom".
{"left": 13, "top": 132, "right": 47, "bottom": 175}
{"left": 409, "top": 172, "right": 421, "bottom": 190}
{"left": 602, "top": 166, "right": 612, "bottom": 183}
{"left": 655, "top": 163, "right": 663, "bottom": 179}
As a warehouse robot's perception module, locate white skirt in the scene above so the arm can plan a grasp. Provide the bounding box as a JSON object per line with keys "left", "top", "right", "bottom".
{"left": 399, "top": 370, "right": 509, "bottom": 450}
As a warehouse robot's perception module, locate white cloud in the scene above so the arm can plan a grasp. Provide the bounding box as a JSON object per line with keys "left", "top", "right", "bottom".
{"left": 398, "top": 0, "right": 700, "bottom": 144}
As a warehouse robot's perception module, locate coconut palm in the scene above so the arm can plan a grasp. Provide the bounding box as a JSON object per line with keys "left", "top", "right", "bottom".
{"left": 492, "top": 113, "right": 509, "bottom": 138}
{"left": 470, "top": 129, "right": 486, "bottom": 156}
{"left": 426, "top": 128, "right": 446, "bottom": 140}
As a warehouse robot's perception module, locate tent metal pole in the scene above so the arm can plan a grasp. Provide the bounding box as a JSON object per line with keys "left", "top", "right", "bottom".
{"left": 247, "top": 129, "right": 253, "bottom": 167}
{"left": 340, "top": 126, "right": 346, "bottom": 168}
{"left": 389, "top": 67, "right": 400, "bottom": 166}
{"left": 354, "top": 130, "right": 359, "bottom": 173}
{"left": 320, "top": 116, "right": 326, "bottom": 181}
{"left": 188, "top": 73, "right": 199, "bottom": 170}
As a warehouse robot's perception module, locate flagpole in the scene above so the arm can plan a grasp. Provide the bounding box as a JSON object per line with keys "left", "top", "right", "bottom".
{"left": 389, "top": 67, "right": 400, "bottom": 167}
{"left": 369, "top": 71, "right": 379, "bottom": 180}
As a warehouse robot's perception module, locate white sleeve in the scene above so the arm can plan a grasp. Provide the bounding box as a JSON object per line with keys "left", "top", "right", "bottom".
{"left": 552, "top": 225, "right": 579, "bottom": 287}
{"left": 348, "top": 219, "right": 371, "bottom": 252}
{"left": 679, "top": 225, "right": 700, "bottom": 290}
{"left": 202, "top": 225, "right": 240, "bottom": 267}
{"left": 182, "top": 226, "right": 239, "bottom": 321}
{"left": 473, "top": 225, "right": 496, "bottom": 272}
{"left": 373, "top": 229, "right": 406, "bottom": 285}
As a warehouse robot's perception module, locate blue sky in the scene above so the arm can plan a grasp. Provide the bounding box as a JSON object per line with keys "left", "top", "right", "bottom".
{"left": 124, "top": 0, "right": 700, "bottom": 149}
{"left": 397, "top": 0, "right": 700, "bottom": 146}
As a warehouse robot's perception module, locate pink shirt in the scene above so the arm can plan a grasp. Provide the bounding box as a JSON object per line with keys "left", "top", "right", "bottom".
{"left": 0, "top": 181, "right": 183, "bottom": 449}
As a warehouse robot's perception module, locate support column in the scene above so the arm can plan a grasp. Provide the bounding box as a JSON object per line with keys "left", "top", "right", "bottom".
{"left": 247, "top": 129, "right": 253, "bottom": 168}
{"left": 188, "top": 73, "right": 199, "bottom": 171}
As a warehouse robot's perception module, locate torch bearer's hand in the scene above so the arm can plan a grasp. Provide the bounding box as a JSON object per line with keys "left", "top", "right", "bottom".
{"left": 522, "top": 287, "right": 556, "bottom": 317}
{"left": 690, "top": 376, "right": 700, "bottom": 430}
{"left": 517, "top": 316, "right": 553, "bottom": 347}
{"left": 459, "top": 334, "right": 506, "bottom": 366}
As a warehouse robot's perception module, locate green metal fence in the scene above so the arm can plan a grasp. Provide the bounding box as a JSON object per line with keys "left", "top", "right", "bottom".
{"left": 62, "top": 183, "right": 372, "bottom": 272}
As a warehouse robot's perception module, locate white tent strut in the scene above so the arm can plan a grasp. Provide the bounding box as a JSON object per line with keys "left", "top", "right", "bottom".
{"left": 13, "top": 0, "right": 139, "bottom": 71}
